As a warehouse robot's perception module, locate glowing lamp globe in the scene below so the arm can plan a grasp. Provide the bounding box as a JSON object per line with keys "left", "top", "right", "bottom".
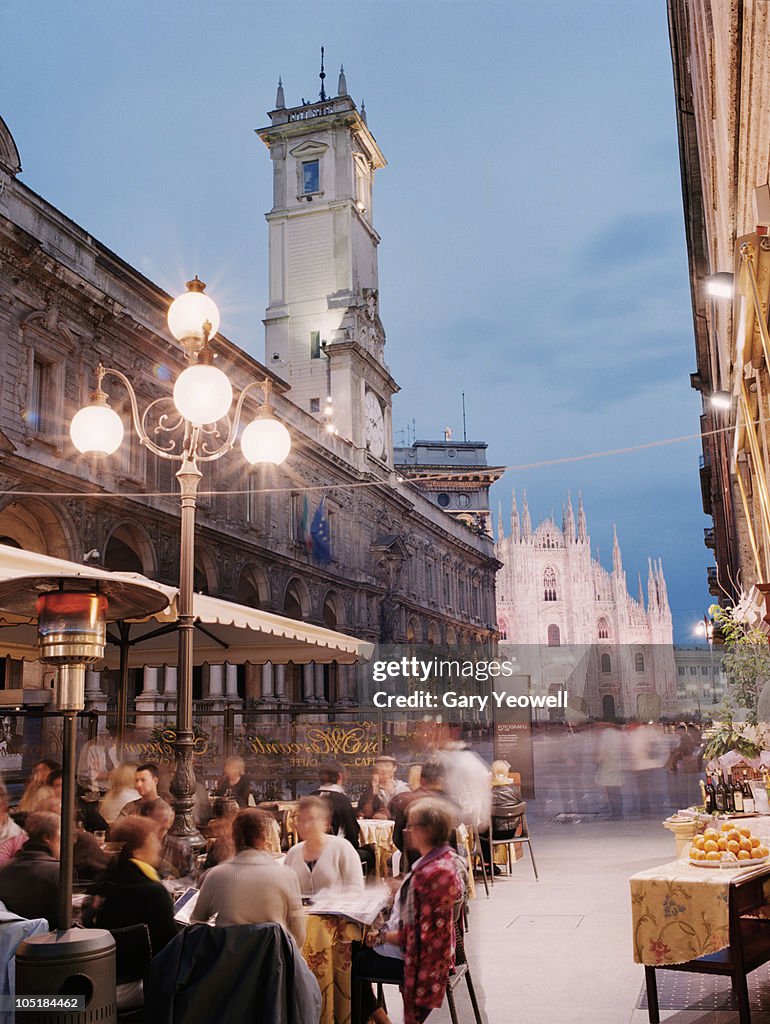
{"left": 173, "top": 364, "right": 233, "bottom": 425}
{"left": 241, "top": 416, "right": 292, "bottom": 465}
{"left": 70, "top": 402, "right": 124, "bottom": 455}
{"left": 167, "top": 280, "right": 220, "bottom": 345}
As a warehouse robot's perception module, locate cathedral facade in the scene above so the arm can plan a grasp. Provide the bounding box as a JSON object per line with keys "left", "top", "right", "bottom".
{"left": 495, "top": 493, "right": 677, "bottom": 721}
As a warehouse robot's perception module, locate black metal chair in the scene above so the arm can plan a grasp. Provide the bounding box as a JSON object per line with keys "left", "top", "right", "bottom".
{"left": 351, "top": 900, "right": 483, "bottom": 1024}
{"left": 643, "top": 867, "right": 770, "bottom": 1024}
{"left": 468, "top": 824, "right": 490, "bottom": 898}
{"left": 110, "top": 922, "right": 152, "bottom": 1023}
{"left": 490, "top": 802, "right": 538, "bottom": 881}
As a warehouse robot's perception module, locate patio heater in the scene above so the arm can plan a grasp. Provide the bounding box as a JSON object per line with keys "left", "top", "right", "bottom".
{"left": 0, "top": 574, "right": 167, "bottom": 930}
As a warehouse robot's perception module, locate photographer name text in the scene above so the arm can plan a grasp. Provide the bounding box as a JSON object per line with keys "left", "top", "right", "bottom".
{"left": 372, "top": 690, "right": 568, "bottom": 711}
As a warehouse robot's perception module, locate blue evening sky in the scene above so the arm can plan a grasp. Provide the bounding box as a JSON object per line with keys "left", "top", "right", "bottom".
{"left": 1, "top": 1, "right": 709, "bottom": 641}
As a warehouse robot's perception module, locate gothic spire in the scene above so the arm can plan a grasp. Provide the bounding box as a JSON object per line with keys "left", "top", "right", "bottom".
{"left": 338, "top": 64, "right": 347, "bottom": 96}
{"left": 564, "top": 490, "right": 575, "bottom": 541}
{"left": 647, "top": 558, "right": 658, "bottom": 612}
{"left": 319, "top": 46, "right": 327, "bottom": 101}
{"left": 511, "top": 490, "right": 520, "bottom": 541}
{"left": 497, "top": 502, "right": 505, "bottom": 542}
{"left": 612, "top": 524, "right": 623, "bottom": 575}
{"left": 275, "top": 77, "right": 285, "bottom": 110}
{"left": 522, "top": 491, "right": 532, "bottom": 539}
{"left": 360, "top": 98, "right": 367, "bottom": 124}
{"left": 638, "top": 572, "right": 645, "bottom": 608}
{"left": 577, "top": 491, "right": 587, "bottom": 543}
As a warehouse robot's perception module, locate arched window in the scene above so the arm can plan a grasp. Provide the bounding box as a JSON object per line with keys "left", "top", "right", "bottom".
{"left": 601, "top": 653, "right": 612, "bottom": 674}
{"left": 597, "top": 617, "right": 609, "bottom": 640}
{"left": 547, "top": 623, "right": 561, "bottom": 647}
{"left": 635, "top": 652, "right": 645, "bottom": 672}
{"left": 543, "top": 566, "right": 557, "bottom": 602}
{"left": 497, "top": 618, "right": 508, "bottom": 641}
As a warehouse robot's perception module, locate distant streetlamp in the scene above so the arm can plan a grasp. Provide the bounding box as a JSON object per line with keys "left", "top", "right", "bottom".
{"left": 70, "top": 278, "right": 292, "bottom": 849}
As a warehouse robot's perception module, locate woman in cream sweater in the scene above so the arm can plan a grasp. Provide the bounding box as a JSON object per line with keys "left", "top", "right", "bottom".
{"left": 285, "top": 795, "right": 365, "bottom": 895}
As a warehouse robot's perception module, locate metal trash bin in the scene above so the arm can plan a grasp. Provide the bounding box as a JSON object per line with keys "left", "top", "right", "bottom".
{"left": 15, "top": 928, "right": 116, "bottom": 1024}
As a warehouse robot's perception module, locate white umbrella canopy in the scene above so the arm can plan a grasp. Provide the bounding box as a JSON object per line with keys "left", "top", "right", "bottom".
{"left": 0, "top": 545, "right": 371, "bottom": 667}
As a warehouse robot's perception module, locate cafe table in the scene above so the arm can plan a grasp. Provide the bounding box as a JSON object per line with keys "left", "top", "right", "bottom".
{"left": 302, "top": 914, "right": 363, "bottom": 1024}
{"left": 630, "top": 857, "right": 770, "bottom": 966}
{"left": 357, "top": 819, "right": 395, "bottom": 878}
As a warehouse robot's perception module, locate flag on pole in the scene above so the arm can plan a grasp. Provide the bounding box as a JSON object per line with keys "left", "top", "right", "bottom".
{"left": 300, "top": 495, "right": 313, "bottom": 553}
{"left": 310, "top": 497, "right": 332, "bottom": 565}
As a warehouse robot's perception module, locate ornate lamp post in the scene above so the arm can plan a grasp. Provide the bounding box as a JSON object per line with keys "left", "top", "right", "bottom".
{"left": 70, "top": 279, "right": 292, "bottom": 849}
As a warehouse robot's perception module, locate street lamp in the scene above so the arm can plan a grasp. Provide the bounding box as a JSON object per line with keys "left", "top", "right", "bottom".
{"left": 70, "top": 278, "right": 292, "bottom": 850}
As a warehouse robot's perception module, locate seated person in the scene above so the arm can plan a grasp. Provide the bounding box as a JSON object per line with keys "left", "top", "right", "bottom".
{"left": 99, "top": 763, "right": 140, "bottom": 825}
{"left": 311, "top": 763, "right": 375, "bottom": 875}
{"left": 285, "top": 796, "right": 364, "bottom": 896}
{"left": 200, "top": 814, "right": 235, "bottom": 873}
{"left": 213, "top": 757, "right": 253, "bottom": 808}
{"left": 90, "top": 817, "right": 177, "bottom": 955}
{"left": 479, "top": 760, "right": 523, "bottom": 872}
{"left": 0, "top": 781, "right": 24, "bottom": 848}
{"left": 0, "top": 811, "right": 60, "bottom": 926}
{"left": 391, "top": 760, "right": 460, "bottom": 871}
{"left": 357, "top": 756, "right": 410, "bottom": 819}
{"left": 147, "top": 802, "right": 194, "bottom": 880}
{"left": 192, "top": 809, "right": 305, "bottom": 946}
{"left": 118, "top": 764, "right": 173, "bottom": 820}
{"left": 351, "top": 798, "right": 463, "bottom": 1024}
{"left": 16, "top": 759, "right": 60, "bottom": 814}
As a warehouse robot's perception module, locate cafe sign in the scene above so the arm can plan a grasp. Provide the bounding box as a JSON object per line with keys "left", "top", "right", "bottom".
{"left": 246, "top": 723, "right": 378, "bottom": 769}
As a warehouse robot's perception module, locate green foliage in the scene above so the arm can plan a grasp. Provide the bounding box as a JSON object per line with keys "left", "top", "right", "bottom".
{"left": 702, "top": 701, "right": 762, "bottom": 761}
{"left": 709, "top": 604, "right": 770, "bottom": 727}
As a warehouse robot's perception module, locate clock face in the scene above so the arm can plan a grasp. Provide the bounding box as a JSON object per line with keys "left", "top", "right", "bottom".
{"left": 364, "top": 389, "right": 385, "bottom": 459}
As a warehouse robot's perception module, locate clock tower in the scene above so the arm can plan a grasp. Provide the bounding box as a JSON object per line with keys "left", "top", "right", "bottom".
{"left": 257, "top": 57, "right": 399, "bottom": 465}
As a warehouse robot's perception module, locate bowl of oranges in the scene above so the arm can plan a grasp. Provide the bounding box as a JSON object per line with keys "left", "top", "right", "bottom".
{"left": 690, "top": 823, "right": 769, "bottom": 867}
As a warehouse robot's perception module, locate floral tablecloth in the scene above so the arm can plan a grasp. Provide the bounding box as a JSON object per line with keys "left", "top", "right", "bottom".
{"left": 630, "top": 858, "right": 768, "bottom": 966}
{"left": 358, "top": 819, "right": 395, "bottom": 878}
{"left": 303, "top": 913, "right": 363, "bottom": 1024}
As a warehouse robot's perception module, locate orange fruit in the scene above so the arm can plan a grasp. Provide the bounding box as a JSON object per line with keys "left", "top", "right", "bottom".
{"left": 706, "top": 851, "right": 722, "bottom": 861}
{"left": 758, "top": 846, "right": 769, "bottom": 858}
{"left": 728, "top": 830, "right": 742, "bottom": 843}
{"left": 728, "top": 840, "right": 741, "bottom": 854}
{"left": 740, "top": 838, "right": 752, "bottom": 852}
{"left": 718, "top": 837, "right": 728, "bottom": 851}
{"left": 704, "top": 829, "right": 720, "bottom": 841}
{"left": 693, "top": 835, "right": 705, "bottom": 850}
{"left": 704, "top": 840, "right": 719, "bottom": 853}
{"left": 739, "top": 827, "right": 752, "bottom": 837}
{"left": 690, "top": 848, "right": 705, "bottom": 861}
{"left": 751, "top": 847, "right": 765, "bottom": 859}
{"left": 738, "top": 850, "right": 751, "bottom": 861}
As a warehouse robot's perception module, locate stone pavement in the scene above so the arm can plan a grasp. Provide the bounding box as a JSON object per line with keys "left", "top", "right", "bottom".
{"left": 382, "top": 817, "right": 770, "bottom": 1024}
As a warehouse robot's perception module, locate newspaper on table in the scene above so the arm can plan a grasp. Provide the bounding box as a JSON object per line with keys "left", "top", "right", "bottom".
{"left": 306, "top": 883, "right": 391, "bottom": 927}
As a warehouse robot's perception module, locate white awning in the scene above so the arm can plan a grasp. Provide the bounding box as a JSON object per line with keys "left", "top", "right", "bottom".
{"left": 0, "top": 545, "right": 371, "bottom": 667}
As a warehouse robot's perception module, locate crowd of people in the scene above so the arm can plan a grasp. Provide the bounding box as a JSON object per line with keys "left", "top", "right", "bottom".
{"left": 0, "top": 746, "right": 510, "bottom": 1024}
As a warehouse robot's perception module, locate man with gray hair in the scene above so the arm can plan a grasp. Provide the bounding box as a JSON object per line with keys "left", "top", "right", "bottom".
{"left": 0, "top": 811, "right": 60, "bottom": 926}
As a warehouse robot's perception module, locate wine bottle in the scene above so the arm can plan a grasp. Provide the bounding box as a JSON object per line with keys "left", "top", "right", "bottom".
{"left": 704, "top": 774, "right": 716, "bottom": 815}
{"left": 733, "top": 771, "right": 744, "bottom": 813}
{"left": 724, "top": 772, "right": 735, "bottom": 813}
{"left": 715, "top": 773, "right": 726, "bottom": 813}
{"left": 743, "top": 771, "right": 756, "bottom": 814}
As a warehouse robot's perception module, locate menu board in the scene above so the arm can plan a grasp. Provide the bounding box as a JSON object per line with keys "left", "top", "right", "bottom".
{"left": 493, "top": 675, "right": 534, "bottom": 798}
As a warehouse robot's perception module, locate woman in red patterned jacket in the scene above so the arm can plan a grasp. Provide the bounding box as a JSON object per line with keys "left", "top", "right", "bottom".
{"left": 351, "top": 797, "right": 464, "bottom": 1024}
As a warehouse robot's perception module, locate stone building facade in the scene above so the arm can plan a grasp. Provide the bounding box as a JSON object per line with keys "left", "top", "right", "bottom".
{"left": 495, "top": 493, "right": 677, "bottom": 720}
{"left": 668, "top": 0, "right": 770, "bottom": 607}
{"left": 0, "top": 77, "right": 498, "bottom": 715}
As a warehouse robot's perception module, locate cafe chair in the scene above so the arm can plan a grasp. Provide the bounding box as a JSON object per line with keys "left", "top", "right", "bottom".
{"left": 468, "top": 825, "right": 490, "bottom": 898}
{"left": 109, "top": 922, "right": 152, "bottom": 1021}
{"left": 643, "top": 868, "right": 770, "bottom": 1024}
{"left": 490, "top": 802, "right": 538, "bottom": 882}
{"left": 146, "top": 922, "right": 321, "bottom": 1024}
{"left": 351, "top": 901, "right": 483, "bottom": 1024}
